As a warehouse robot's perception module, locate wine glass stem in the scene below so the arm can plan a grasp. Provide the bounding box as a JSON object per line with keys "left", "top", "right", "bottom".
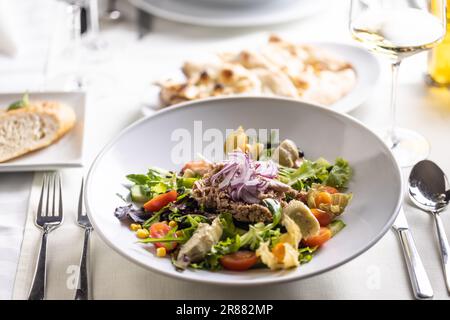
{"left": 69, "top": 3, "right": 85, "bottom": 90}
{"left": 389, "top": 60, "right": 401, "bottom": 147}
{"left": 89, "top": 0, "right": 100, "bottom": 39}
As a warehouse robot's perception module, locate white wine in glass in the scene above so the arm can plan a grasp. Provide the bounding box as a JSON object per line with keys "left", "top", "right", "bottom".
{"left": 349, "top": 1, "right": 446, "bottom": 167}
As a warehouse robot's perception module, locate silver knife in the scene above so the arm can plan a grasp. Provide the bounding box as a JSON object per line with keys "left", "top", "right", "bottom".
{"left": 392, "top": 207, "right": 434, "bottom": 299}
{"left": 74, "top": 178, "right": 93, "bottom": 300}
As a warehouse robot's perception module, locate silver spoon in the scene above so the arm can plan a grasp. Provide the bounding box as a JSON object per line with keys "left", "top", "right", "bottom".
{"left": 409, "top": 159, "right": 450, "bottom": 294}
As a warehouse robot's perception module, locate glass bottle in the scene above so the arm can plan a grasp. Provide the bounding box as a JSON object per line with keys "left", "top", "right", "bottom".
{"left": 427, "top": 0, "right": 450, "bottom": 87}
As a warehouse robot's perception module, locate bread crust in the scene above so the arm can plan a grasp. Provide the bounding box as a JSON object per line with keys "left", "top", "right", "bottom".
{"left": 0, "top": 101, "right": 76, "bottom": 162}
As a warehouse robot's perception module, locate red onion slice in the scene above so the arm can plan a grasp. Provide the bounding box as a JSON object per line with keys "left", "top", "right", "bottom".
{"left": 208, "top": 151, "right": 283, "bottom": 204}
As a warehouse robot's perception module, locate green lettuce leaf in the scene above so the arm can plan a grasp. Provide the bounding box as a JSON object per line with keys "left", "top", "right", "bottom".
{"left": 324, "top": 158, "right": 352, "bottom": 189}
{"left": 126, "top": 174, "right": 149, "bottom": 185}
{"left": 239, "top": 199, "right": 282, "bottom": 250}
{"left": 126, "top": 167, "right": 181, "bottom": 203}
{"left": 278, "top": 157, "right": 352, "bottom": 191}
{"left": 219, "top": 212, "right": 237, "bottom": 239}
{"left": 298, "top": 246, "right": 317, "bottom": 264}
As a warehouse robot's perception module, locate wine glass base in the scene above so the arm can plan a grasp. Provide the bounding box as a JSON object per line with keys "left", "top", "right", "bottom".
{"left": 44, "top": 72, "right": 115, "bottom": 97}
{"left": 380, "top": 127, "right": 430, "bottom": 168}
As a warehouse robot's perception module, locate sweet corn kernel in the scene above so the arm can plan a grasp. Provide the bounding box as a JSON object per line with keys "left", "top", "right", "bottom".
{"left": 175, "top": 230, "right": 183, "bottom": 237}
{"left": 168, "top": 220, "right": 177, "bottom": 228}
{"left": 136, "top": 228, "right": 149, "bottom": 239}
{"left": 156, "top": 247, "right": 166, "bottom": 257}
{"left": 130, "top": 223, "right": 141, "bottom": 231}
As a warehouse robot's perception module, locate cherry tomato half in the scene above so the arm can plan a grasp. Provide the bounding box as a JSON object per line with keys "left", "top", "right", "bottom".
{"left": 303, "top": 227, "right": 332, "bottom": 248}
{"left": 143, "top": 190, "right": 177, "bottom": 212}
{"left": 219, "top": 251, "right": 258, "bottom": 271}
{"left": 149, "top": 222, "right": 177, "bottom": 251}
{"left": 311, "top": 208, "right": 333, "bottom": 227}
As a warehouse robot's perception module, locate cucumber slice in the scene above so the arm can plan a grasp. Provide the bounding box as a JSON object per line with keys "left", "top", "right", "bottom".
{"left": 179, "top": 177, "right": 197, "bottom": 188}
{"left": 130, "top": 185, "right": 150, "bottom": 203}
{"left": 329, "top": 219, "right": 346, "bottom": 237}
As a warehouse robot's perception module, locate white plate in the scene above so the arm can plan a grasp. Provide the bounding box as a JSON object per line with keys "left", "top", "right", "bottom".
{"left": 318, "top": 42, "right": 380, "bottom": 113}
{"left": 192, "top": 0, "right": 273, "bottom": 6}
{"left": 141, "top": 42, "right": 381, "bottom": 116}
{"left": 0, "top": 91, "right": 85, "bottom": 172}
{"left": 86, "top": 96, "right": 402, "bottom": 286}
{"left": 129, "top": 0, "right": 329, "bottom": 27}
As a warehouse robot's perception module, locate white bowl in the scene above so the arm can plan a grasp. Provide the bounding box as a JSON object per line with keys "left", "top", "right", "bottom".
{"left": 85, "top": 96, "right": 402, "bottom": 286}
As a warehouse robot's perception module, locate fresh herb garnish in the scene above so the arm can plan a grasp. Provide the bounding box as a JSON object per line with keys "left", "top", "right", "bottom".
{"left": 7, "top": 93, "right": 29, "bottom": 111}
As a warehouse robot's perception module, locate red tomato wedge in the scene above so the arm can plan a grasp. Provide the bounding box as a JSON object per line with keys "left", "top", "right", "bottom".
{"left": 311, "top": 208, "right": 333, "bottom": 227}
{"left": 149, "top": 222, "right": 177, "bottom": 251}
{"left": 303, "top": 227, "right": 332, "bottom": 248}
{"left": 143, "top": 190, "right": 177, "bottom": 212}
{"left": 219, "top": 251, "right": 258, "bottom": 271}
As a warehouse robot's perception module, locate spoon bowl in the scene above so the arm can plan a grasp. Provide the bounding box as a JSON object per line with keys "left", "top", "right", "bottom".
{"left": 409, "top": 160, "right": 449, "bottom": 213}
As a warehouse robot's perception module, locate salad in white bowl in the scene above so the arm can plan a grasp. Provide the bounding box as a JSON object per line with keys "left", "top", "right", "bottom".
{"left": 114, "top": 127, "right": 352, "bottom": 272}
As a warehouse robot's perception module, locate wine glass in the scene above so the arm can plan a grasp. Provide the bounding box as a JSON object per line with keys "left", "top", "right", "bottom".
{"left": 349, "top": 0, "right": 447, "bottom": 167}
{"left": 44, "top": 0, "right": 114, "bottom": 95}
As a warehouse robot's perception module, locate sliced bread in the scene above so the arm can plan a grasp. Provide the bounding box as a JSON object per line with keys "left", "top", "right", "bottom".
{"left": 0, "top": 101, "right": 76, "bottom": 162}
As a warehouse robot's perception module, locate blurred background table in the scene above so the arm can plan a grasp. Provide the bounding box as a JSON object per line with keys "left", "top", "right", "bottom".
{"left": 1, "top": 0, "right": 450, "bottom": 300}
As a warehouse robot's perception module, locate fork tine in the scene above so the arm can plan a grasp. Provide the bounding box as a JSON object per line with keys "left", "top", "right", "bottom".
{"left": 45, "top": 173, "right": 52, "bottom": 217}
{"left": 58, "top": 173, "right": 63, "bottom": 218}
{"left": 37, "top": 174, "right": 47, "bottom": 217}
{"left": 78, "top": 178, "right": 84, "bottom": 219}
{"left": 52, "top": 173, "right": 57, "bottom": 217}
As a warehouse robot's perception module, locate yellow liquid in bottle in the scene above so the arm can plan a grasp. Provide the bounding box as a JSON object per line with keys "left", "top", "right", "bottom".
{"left": 427, "top": 0, "right": 450, "bottom": 86}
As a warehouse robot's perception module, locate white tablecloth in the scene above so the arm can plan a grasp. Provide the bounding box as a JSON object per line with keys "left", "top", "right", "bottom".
{"left": 1, "top": 0, "right": 450, "bottom": 300}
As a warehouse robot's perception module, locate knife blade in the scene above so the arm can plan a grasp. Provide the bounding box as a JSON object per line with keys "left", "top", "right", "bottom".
{"left": 392, "top": 207, "right": 409, "bottom": 230}
{"left": 392, "top": 207, "right": 434, "bottom": 299}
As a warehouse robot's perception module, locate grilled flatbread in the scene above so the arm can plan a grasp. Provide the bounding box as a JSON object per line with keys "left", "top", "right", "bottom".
{"left": 157, "top": 35, "right": 356, "bottom": 107}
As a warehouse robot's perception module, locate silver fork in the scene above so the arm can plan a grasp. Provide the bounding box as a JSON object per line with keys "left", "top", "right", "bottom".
{"left": 28, "top": 172, "right": 64, "bottom": 300}
{"left": 74, "top": 178, "right": 93, "bottom": 300}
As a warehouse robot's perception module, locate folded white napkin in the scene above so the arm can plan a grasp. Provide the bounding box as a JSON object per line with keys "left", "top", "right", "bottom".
{"left": 0, "top": 172, "right": 33, "bottom": 299}
{"left": 0, "top": 0, "right": 19, "bottom": 57}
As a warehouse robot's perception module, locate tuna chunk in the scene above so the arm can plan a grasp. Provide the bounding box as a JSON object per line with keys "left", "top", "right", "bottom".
{"left": 191, "top": 164, "right": 298, "bottom": 223}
